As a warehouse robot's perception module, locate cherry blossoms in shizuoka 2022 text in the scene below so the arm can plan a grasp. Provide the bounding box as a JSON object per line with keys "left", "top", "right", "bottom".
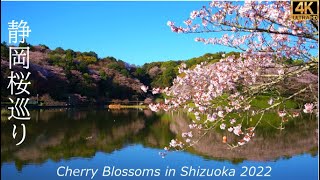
{"left": 141, "top": 1, "right": 318, "bottom": 153}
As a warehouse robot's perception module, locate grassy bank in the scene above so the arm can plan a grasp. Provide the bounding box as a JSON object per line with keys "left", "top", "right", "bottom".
{"left": 108, "top": 104, "right": 148, "bottom": 109}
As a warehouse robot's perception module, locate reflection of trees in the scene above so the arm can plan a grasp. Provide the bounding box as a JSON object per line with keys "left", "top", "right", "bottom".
{"left": 170, "top": 112, "right": 318, "bottom": 162}
{"left": 1, "top": 109, "right": 173, "bottom": 170}
{"left": 1, "top": 109, "right": 317, "bottom": 171}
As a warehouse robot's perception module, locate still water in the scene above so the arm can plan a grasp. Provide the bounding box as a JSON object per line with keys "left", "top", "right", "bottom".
{"left": 1, "top": 109, "right": 318, "bottom": 179}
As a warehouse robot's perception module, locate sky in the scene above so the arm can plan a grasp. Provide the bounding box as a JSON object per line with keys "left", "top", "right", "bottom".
{"left": 1, "top": 1, "right": 236, "bottom": 66}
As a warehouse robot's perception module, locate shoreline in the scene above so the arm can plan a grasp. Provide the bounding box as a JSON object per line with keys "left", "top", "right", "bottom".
{"left": 0, "top": 104, "right": 149, "bottom": 110}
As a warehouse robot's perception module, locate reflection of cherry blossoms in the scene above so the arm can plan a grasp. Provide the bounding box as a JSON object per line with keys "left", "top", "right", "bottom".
{"left": 278, "top": 111, "right": 286, "bottom": 117}
{"left": 303, "top": 103, "right": 314, "bottom": 114}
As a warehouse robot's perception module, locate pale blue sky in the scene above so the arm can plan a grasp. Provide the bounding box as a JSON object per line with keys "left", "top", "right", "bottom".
{"left": 1, "top": 1, "right": 237, "bottom": 65}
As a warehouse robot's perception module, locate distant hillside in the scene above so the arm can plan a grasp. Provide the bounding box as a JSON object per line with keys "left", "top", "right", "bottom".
{"left": 136, "top": 51, "right": 240, "bottom": 88}
{"left": 2, "top": 42, "right": 315, "bottom": 106}
{"left": 0, "top": 42, "right": 235, "bottom": 105}
{"left": 1, "top": 43, "right": 144, "bottom": 105}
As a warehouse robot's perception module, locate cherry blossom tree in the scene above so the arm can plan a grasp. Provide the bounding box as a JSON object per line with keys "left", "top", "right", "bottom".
{"left": 149, "top": 1, "right": 318, "bottom": 152}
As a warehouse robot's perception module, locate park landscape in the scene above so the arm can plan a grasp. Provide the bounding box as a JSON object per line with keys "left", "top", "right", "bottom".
{"left": 1, "top": 1, "right": 319, "bottom": 179}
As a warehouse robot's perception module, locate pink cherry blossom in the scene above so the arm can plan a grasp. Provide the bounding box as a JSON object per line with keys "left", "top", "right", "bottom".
{"left": 150, "top": 0, "right": 318, "bottom": 151}
{"left": 278, "top": 111, "right": 286, "bottom": 117}
{"left": 184, "top": 19, "right": 192, "bottom": 26}
{"left": 243, "top": 135, "right": 251, "bottom": 142}
{"left": 207, "top": 113, "right": 217, "bottom": 122}
{"left": 152, "top": 88, "right": 161, "bottom": 94}
{"left": 233, "top": 124, "right": 243, "bottom": 136}
{"left": 220, "top": 123, "right": 226, "bottom": 130}
{"left": 190, "top": 10, "right": 199, "bottom": 19}
{"left": 169, "top": 139, "right": 177, "bottom": 147}
{"left": 167, "top": 21, "right": 174, "bottom": 26}
{"left": 268, "top": 98, "right": 273, "bottom": 105}
{"left": 303, "top": 103, "right": 314, "bottom": 113}
{"left": 238, "top": 140, "right": 246, "bottom": 146}
{"left": 292, "top": 112, "right": 299, "bottom": 117}
{"left": 148, "top": 104, "right": 159, "bottom": 112}
{"left": 278, "top": 68, "right": 284, "bottom": 76}
{"left": 218, "top": 111, "right": 224, "bottom": 118}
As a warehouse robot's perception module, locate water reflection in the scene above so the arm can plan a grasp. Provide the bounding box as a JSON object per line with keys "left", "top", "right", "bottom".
{"left": 1, "top": 109, "right": 318, "bottom": 171}
{"left": 170, "top": 112, "right": 318, "bottom": 162}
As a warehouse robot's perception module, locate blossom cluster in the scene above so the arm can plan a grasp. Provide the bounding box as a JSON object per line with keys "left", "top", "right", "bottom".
{"left": 167, "top": 1, "right": 317, "bottom": 62}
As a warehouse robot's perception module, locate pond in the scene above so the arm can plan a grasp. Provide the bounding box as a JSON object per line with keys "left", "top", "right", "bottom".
{"left": 1, "top": 108, "right": 318, "bottom": 179}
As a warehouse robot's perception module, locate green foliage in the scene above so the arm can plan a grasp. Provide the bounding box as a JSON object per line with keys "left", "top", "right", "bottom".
{"left": 108, "top": 62, "right": 122, "bottom": 71}
{"left": 151, "top": 66, "right": 176, "bottom": 87}
{"left": 292, "top": 59, "right": 304, "bottom": 65}
{"left": 99, "top": 70, "right": 107, "bottom": 80}
{"left": 39, "top": 44, "right": 49, "bottom": 49}
{"left": 18, "top": 39, "right": 34, "bottom": 50}
{"left": 251, "top": 95, "right": 299, "bottom": 109}
{"left": 134, "top": 67, "right": 145, "bottom": 76}
{"left": 278, "top": 56, "right": 305, "bottom": 66}
{"left": 48, "top": 53, "right": 64, "bottom": 66}
{"left": 83, "top": 73, "right": 91, "bottom": 81}
{"left": 120, "top": 69, "right": 129, "bottom": 77}
{"left": 77, "top": 61, "right": 89, "bottom": 73}
{"left": 65, "top": 49, "right": 75, "bottom": 61}
{"left": 52, "top": 47, "right": 65, "bottom": 54}
{"left": 78, "top": 55, "right": 97, "bottom": 64}
{"left": 103, "top": 56, "right": 117, "bottom": 62}
{"left": 106, "top": 60, "right": 130, "bottom": 77}
{"left": 1, "top": 41, "right": 9, "bottom": 58}
{"left": 82, "top": 51, "right": 98, "bottom": 59}
{"left": 133, "top": 67, "right": 151, "bottom": 85}
{"left": 185, "top": 53, "right": 223, "bottom": 68}
{"left": 137, "top": 52, "right": 239, "bottom": 88}
{"left": 19, "top": 41, "right": 28, "bottom": 47}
